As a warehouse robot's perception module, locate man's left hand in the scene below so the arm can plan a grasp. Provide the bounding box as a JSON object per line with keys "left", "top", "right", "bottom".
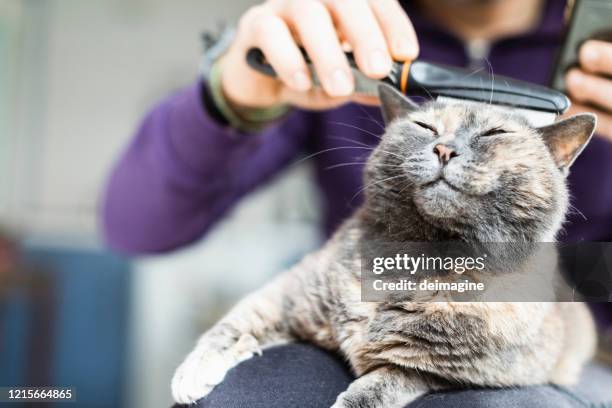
{"left": 565, "top": 40, "right": 612, "bottom": 142}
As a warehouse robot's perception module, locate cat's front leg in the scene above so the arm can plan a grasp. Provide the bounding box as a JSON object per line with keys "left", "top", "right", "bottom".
{"left": 171, "top": 328, "right": 262, "bottom": 404}
{"left": 331, "top": 366, "right": 429, "bottom": 408}
{"left": 171, "top": 276, "right": 293, "bottom": 404}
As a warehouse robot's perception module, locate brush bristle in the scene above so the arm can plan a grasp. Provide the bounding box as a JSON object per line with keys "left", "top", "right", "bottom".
{"left": 436, "top": 96, "right": 557, "bottom": 127}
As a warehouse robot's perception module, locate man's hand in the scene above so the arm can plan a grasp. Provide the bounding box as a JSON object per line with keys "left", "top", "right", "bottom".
{"left": 565, "top": 40, "right": 612, "bottom": 141}
{"left": 219, "top": 0, "right": 418, "bottom": 111}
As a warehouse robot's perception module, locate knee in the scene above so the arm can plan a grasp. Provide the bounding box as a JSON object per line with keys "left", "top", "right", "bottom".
{"left": 187, "top": 343, "right": 353, "bottom": 408}
{"left": 409, "top": 386, "right": 584, "bottom": 408}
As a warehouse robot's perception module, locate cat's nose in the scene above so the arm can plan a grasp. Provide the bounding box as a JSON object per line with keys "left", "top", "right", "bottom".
{"left": 433, "top": 144, "right": 458, "bottom": 165}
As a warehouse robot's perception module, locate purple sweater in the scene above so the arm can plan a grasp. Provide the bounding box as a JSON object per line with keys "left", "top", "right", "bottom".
{"left": 103, "top": 0, "right": 612, "bottom": 327}
{"left": 103, "top": 0, "right": 612, "bottom": 253}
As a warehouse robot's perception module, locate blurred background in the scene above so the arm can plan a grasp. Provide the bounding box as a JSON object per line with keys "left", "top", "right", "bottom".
{"left": 0, "top": 1, "right": 323, "bottom": 407}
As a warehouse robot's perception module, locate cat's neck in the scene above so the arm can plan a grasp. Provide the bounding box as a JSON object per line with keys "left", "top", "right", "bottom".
{"left": 358, "top": 194, "right": 552, "bottom": 243}
{"left": 358, "top": 197, "right": 456, "bottom": 242}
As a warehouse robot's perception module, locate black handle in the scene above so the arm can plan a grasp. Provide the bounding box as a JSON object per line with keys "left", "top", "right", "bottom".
{"left": 246, "top": 48, "right": 278, "bottom": 77}
{"left": 246, "top": 47, "right": 381, "bottom": 95}
{"left": 246, "top": 47, "right": 359, "bottom": 77}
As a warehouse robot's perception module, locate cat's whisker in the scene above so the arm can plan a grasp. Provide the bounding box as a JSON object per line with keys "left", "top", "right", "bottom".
{"left": 356, "top": 105, "right": 386, "bottom": 131}
{"left": 414, "top": 82, "right": 435, "bottom": 102}
{"left": 325, "top": 162, "right": 405, "bottom": 171}
{"left": 290, "top": 146, "right": 378, "bottom": 167}
{"left": 328, "top": 121, "right": 384, "bottom": 139}
{"left": 567, "top": 203, "right": 588, "bottom": 221}
{"left": 325, "top": 162, "right": 369, "bottom": 170}
{"left": 319, "top": 137, "right": 406, "bottom": 164}
{"left": 349, "top": 174, "right": 407, "bottom": 204}
{"left": 370, "top": 148, "right": 406, "bottom": 160}
{"left": 484, "top": 57, "right": 496, "bottom": 106}
{"left": 459, "top": 67, "right": 486, "bottom": 82}
{"left": 397, "top": 178, "right": 414, "bottom": 195}
{"left": 355, "top": 115, "right": 386, "bottom": 132}
{"left": 328, "top": 135, "right": 375, "bottom": 149}
{"left": 478, "top": 76, "right": 487, "bottom": 106}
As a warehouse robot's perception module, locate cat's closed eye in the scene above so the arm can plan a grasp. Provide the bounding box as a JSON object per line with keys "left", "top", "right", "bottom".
{"left": 413, "top": 121, "right": 438, "bottom": 135}
{"left": 479, "top": 127, "right": 511, "bottom": 137}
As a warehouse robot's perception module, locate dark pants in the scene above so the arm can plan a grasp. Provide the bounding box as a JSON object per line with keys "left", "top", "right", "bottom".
{"left": 176, "top": 343, "right": 612, "bottom": 408}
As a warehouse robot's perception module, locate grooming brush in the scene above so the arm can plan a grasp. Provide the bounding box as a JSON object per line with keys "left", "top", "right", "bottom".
{"left": 246, "top": 47, "right": 570, "bottom": 127}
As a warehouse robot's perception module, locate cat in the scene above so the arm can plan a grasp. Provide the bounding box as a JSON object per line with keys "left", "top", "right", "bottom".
{"left": 171, "top": 83, "right": 597, "bottom": 407}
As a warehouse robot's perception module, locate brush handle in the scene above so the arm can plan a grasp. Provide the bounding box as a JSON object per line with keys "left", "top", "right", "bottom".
{"left": 246, "top": 47, "right": 393, "bottom": 96}
{"left": 247, "top": 46, "right": 360, "bottom": 77}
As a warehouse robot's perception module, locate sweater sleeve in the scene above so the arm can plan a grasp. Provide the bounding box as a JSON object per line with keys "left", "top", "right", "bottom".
{"left": 101, "top": 81, "right": 312, "bottom": 254}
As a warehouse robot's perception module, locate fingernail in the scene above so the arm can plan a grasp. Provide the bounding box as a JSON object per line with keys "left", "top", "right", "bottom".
{"left": 291, "top": 71, "right": 311, "bottom": 91}
{"left": 393, "top": 39, "right": 417, "bottom": 60}
{"left": 567, "top": 70, "right": 583, "bottom": 88}
{"left": 328, "top": 69, "right": 353, "bottom": 96}
{"left": 582, "top": 44, "right": 599, "bottom": 66}
{"left": 368, "top": 50, "right": 392, "bottom": 75}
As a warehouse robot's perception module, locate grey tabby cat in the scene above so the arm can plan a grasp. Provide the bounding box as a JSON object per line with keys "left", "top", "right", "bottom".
{"left": 172, "top": 84, "right": 598, "bottom": 407}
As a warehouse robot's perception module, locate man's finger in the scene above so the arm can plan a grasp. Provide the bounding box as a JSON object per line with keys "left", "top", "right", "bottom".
{"left": 579, "top": 40, "right": 612, "bottom": 77}
{"left": 251, "top": 13, "right": 312, "bottom": 92}
{"left": 325, "top": 0, "right": 393, "bottom": 79}
{"left": 566, "top": 68, "right": 612, "bottom": 112}
{"left": 369, "top": 0, "right": 419, "bottom": 61}
{"left": 284, "top": 0, "right": 354, "bottom": 97}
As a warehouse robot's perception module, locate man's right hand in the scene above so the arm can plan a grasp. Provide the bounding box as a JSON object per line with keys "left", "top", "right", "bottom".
{"left": 219, "top": 0, "right": 419, "bottom": 111}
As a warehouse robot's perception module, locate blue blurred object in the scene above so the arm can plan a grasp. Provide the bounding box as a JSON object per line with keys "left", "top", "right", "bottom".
{"left": 0, "top": 244, "right": 131, "bottom": 408}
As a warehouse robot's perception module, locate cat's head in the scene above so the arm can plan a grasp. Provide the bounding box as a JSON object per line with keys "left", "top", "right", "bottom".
{"left": 364, "top": 84, "right": 596, "bottom": 242}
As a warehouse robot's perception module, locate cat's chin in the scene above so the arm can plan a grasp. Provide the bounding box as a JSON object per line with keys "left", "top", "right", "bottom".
{"left": 413, "top": 179, "right": 466, "bottom": 220}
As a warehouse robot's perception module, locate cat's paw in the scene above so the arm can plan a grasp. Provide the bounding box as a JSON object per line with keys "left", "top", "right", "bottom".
{"left": 330, "top": 391, "right": 360, "bottom": 408}
{"left": 329, "top": 394, "right": 348, "bottom": 408}
{"left": 331, "top": 389, "right": 379, "bottom": 408}
{"left": 171, "top": 333, "right": 261, "bottom": 404}
{"left": 331, "top": 390, "right": 400, "bottom": 408}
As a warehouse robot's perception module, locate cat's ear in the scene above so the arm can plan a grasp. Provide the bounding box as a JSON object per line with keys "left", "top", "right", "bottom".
{"left": 537, "top": 113, "right": 597, "bottom": 173}
{"left": 377, "top": 83, "right": 418, "bottom": 125}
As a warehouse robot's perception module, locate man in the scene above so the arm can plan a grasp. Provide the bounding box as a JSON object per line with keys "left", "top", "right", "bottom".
{"left": 103, "top": 0, "right": 612, "bottom": 406}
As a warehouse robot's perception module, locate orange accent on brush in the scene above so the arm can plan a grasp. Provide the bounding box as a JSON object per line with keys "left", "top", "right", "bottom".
{"left": 400, "top": 61, "right": 411, "bottom": 94}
